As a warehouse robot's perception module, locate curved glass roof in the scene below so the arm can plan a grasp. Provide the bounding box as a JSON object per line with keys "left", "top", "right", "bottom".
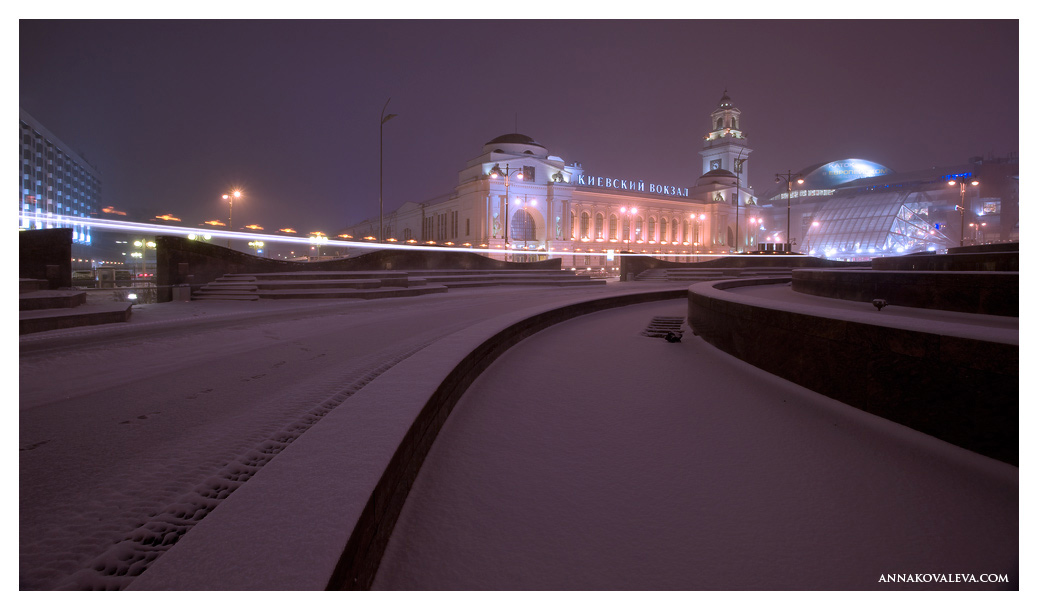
{"left": 799, "top": 159, "right": 894, "bottom": 190}
{"left": 805, "top": 189, "right": 954, "bottom": 258}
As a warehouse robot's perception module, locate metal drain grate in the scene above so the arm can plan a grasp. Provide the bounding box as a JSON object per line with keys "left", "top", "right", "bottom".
{"left": 641, "top": 316, "right": 685, "bottom": 338}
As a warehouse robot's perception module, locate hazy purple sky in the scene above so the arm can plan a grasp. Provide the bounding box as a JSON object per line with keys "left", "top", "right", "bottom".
{"left": 19, "top": 19, "right": 1019, "bottom": 235}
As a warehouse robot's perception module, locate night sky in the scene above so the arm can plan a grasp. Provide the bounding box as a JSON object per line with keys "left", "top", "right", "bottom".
{"left": 19, "top": 18, "right": 1019, "bottom": 236}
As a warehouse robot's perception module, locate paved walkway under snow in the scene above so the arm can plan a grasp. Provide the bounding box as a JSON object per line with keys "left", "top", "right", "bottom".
{"left": 374, "top": 298, "right": 1018, "bottom": 590}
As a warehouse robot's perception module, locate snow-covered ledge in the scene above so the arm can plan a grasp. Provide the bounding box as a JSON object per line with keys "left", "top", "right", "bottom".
{"left": 129, "top": 288, "right": 688, "bottom": 591}
{"left": 687, "top": 278, "right": 1018, "bottom": 465}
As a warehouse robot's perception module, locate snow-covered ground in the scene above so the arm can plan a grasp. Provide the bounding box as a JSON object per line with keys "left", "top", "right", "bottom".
{"left": 19, "top": 283, "right": 656, "bottom": 590}
{"left": 18, "top": 280, "right": 1022, "bottom": 594}
{"left": 375, "top": 299, "right": 1018, "bottom": 590}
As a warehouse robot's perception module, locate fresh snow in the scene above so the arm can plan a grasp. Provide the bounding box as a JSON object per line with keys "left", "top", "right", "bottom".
{"left": 375, "top": 299, "right": 1018, "bottom": 590}
{"left": 18, "top": 280, "right": 1023, "bottom": 596}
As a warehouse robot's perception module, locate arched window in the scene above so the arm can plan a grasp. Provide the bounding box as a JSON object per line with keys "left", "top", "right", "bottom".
{"left": 580, "top": 211, "right": 591, "bottom": 239}
{"left": 622, "top": 215, "right": 631, "bottom": 243}
{"left": 609, "top": 215, "right": 618, "bottom": 240}
{"left": 682, "top": 219, "right": 690, "bottom": 242}
{"left": 733, "top": 117, "right": 739, "bottom": 130}
{"left": 595, "top": 213, "right": 604, "bottom": 239}
{"left": 511, "top": 209, "right": 536, "bottom": 241}
{"left": 571, "top": 211, "right": 577, "bottom": 239}
{"left": 660, "top": 217, "right": 668, "bottom": 243}
{"left": 716, "top": 117, "right": 723, "bottom": 130}
{"left": 648, "top": 217, "right": 656, "bottom": 241}
{"left": 635, "top": 216, "right": 643, "bottom": 241}
{"left": 672, "top": 218, "right": 679, "bottom": 242}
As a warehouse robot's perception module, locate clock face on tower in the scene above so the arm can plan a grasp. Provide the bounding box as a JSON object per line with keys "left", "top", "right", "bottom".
{"left": 710, "top": 160, "right": 721, "bottom": 171}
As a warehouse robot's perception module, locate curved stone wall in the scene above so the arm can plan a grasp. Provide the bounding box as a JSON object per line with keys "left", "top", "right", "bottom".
{"left": 618, "top": 252, "right": 862, "bottom": 281}
{"left": 792, "top": 269, "right": 1019, "bottom": 316}
{"left": 155, "top": 236, "right": 562, "bottom": 302}
{"left": 687, "top": 278, "right": 1017, "bottom": 465}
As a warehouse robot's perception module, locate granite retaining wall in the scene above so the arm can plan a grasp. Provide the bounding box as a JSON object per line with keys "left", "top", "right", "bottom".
{"left": 687, "top": 278, "right": 1018, "bottom": 465}
{"left": 792, "top": 269, "right": 1019, "bottom": 316}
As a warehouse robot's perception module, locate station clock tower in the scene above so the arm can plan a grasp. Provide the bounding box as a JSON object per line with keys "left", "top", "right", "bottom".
{"left": 699, "top": 90, "right": 752, "bottom": 189}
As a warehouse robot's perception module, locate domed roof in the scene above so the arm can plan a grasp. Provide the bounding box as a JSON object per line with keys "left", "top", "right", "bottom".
{"left": 717, "top": 89, "right": 734, "bottom": 110}
{"left": 485, "top": 133, "right": 544, "bottom": 147}
{"left": 696, "top": 167, "right": 739, "bottom": 188}
{"left": 482, "top": 132, "right": 549, "bottom": 157}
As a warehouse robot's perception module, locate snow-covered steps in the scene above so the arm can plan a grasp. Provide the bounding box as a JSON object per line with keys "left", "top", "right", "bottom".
{"left": 634, "top": 267, "right": 794, "bottom": 282}
{"left": 19, "top": 290, "right": 132, "bottom": 334}
{"left": 192, "top": 269, "right": 603, "bottom": 301}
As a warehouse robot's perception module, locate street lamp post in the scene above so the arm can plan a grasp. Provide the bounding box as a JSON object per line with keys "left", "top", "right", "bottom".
{"left": 775, "top": 171, "right": 804, "bottom": 252}
{"left": 619, "top": 206, "right": 638, "bottom": 251}
{"left": 310, "top": 233, "right": 328, "bottom": 259}
{"left": 692, "top": 213, "right": 707, "bottom": 261}
{"left": 222, "top": 190, "right": 242, "bottom": 246}
{"left": 969, "top": 222, "right": 987, "bottom": 245}
{"left": 132, "top": 239, "right": 156, "bottom": 278}
{"left": 512, "top": 194, "right": 538, "bottom": 256}
{"left": 805, "top": 220, "right": 820, "bottom": 255}
{"left": 948, "top": 176, "right": 980, "bottom": 247}
{"left": 380, "top": 98, "right": 398, "bottom": 244}
{"left": 733, "top": 153, "right": 747, "bottom": 252}
{"left": 489, "top": 163, "right": 526, "bottom": 261}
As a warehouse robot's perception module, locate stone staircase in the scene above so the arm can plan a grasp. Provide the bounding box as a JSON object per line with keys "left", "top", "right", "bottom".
{"left": 635, "top": 267, "right": 794, "bottom": 282}
{"left": 20, "top": 279, "right": 133, "bottom": 334}
{"left": 192, "top": 269, "right": 606, "bottom": 302}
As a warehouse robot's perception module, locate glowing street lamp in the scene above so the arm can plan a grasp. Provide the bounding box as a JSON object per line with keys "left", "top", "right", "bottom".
{"left": 512, "top": 194, "right": 538, "bottom": 252}
{"left": 310, "top": 233, "right": 328, "bottom": 258}
{"left": 488, "top": 163, "right": 526, "bottom": 260}
{"left": 775, "top": 172, "right": 804, "bottom": 252}
{"left": 805, "top": 220, "right": 820, "bottom": 254}
{"left": 222, "top": 190, "right": 242, "bottom": 245}
{"left": 619, "top": 206, "right": 638, "bottom": 251}
{"left": 968, "top": 222, "right": 987, "bottom": 245}
{"left": 948, "top": 176, "right": 980, "bottom": 247}
{"left": 691, "top": 212, "right": 708, "bottom": 261}
{"left": 749, "top": 216, "right": 764, "bottom": 250}
{"left": 132, "top": 239, "right": 156, "bottom": 278}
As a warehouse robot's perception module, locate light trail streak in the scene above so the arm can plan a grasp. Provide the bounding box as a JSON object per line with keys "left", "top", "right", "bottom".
{"left": 18, "top": 212, "right": 813, "bottom": 259}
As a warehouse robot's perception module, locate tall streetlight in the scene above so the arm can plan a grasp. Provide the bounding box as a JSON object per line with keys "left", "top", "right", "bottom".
{"left": 948, "top": 176, "right": 979, "bottom": 247}
{"left": 619, "top": 206, "right": 638, "bottom": 251}
{"left": 222, "top": 190, "right": 242, "bottom": 246}
{"left": 775, "top": 171, "right": 804, "bottom": 252}
{"left": 488, "top": 163, "right": 525, "bottom": 261}
{"left": 132, "top": 239, "right": 156, "bottom": 278}
{"left": 692, "top": 212, "right": 707, "bottom": 261}
{"left": 511, "top": 194, "right": 538, "bottom": 254}
{"left": 733, "top": 151, "right": 747, "bottom": 252}
{"left": 380, "top": 98, "right": 398, "bottom": 244}
{"left": 749, "top": 216, "right": 763, "bottom": 251}
{"left": 310, "top": 233, "right": 328, "bottom": 259}
{"left": 969, "top": 221, "right": 987, "bottom": 245}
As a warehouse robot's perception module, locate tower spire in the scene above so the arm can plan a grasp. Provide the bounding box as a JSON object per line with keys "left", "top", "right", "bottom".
{"left": 699, "top": 89, "right": 752, "bottom": 189}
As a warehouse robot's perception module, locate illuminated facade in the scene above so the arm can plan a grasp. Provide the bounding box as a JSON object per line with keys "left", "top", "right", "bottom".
{"left": 344, "top": 92, "right": 763, "bottom": 267}
{"left": 19, "top": 108, "right": 102, "bottom": 245}
{"left": 754, "top": 155, "right": 1018, "bottom": 260}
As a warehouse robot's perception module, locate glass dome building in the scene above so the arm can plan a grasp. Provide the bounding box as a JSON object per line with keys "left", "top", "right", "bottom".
{"left": 755, "top": 156, "right": 1016, "bottom": 260}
